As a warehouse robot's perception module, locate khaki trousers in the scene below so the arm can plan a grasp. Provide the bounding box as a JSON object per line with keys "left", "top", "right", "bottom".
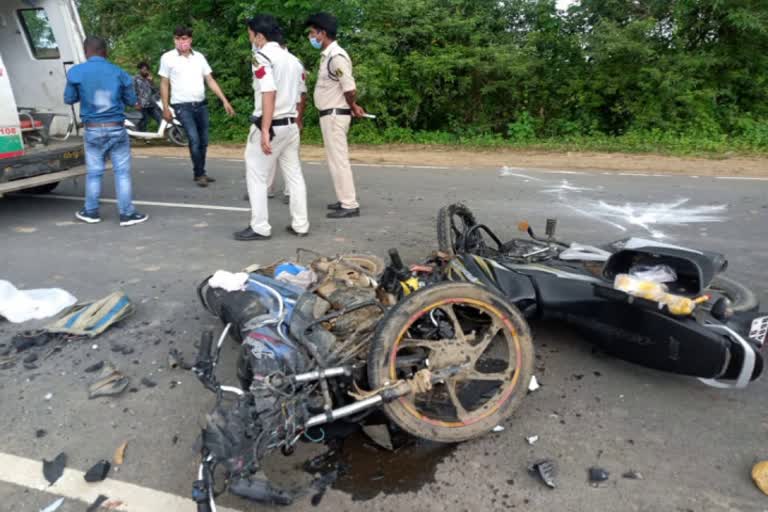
{"left": 320, "top": 114, "right": 359, "bottom": 209}
{"left": 244, "top": 124, "right": 309, "bottom": 236}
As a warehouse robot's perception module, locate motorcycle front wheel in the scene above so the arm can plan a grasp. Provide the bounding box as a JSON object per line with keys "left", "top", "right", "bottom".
{"left": 167, "top": 125, "right": 189, "bottom": 147}
{"left": 367, "top": 282, "right": 534, "bottom": 443}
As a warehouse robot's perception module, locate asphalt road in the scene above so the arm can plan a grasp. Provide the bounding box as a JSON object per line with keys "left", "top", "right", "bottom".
{"left": 1, "top": 155, "right": 767, "bottom": 512}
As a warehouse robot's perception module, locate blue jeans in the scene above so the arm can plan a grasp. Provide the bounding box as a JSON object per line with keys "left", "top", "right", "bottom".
{"left": 84, "top": 126, "right": 135, "bottom": 216}
{"left": 173, "top": 102, "right": 209, "bottom": 178}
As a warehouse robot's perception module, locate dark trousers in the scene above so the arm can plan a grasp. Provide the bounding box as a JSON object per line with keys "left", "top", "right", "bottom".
{"left": 138, "top": 104, "right": 163, "bottom": 132}
{"left": 173, "top": 101, "right": 209, "bottom": 178}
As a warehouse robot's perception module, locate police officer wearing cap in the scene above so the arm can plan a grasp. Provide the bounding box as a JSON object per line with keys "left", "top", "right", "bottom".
{"left": 305, "top": 12, "right": 365, "bottom": 219}
{"left": 234, "top": 15, "right": 310, "bottom": 241}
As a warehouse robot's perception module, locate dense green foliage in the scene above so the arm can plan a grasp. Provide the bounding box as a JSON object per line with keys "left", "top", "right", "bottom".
{"left": 78, "top": 0, "right": 768, "bottom": 154}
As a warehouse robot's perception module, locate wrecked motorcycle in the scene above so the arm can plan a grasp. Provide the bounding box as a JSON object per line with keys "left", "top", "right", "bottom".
{"left": 435, "top": 203, "right": 766, "bottom": 389}
{"left": 190, "top": 252, "right": 534, "bottom": 509}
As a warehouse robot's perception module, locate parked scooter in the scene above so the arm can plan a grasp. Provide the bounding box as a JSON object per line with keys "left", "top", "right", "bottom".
{"left": 124, "top": 99, "right": 188, "bottom": 147}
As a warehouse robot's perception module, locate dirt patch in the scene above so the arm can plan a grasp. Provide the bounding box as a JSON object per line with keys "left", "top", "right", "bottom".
{"left": 133, "top": 143, "right": 768, "bottom": 177}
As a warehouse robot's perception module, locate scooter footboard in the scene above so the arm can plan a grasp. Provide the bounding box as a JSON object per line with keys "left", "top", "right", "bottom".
{"left": 559, "top": 305, "right": 733, "bottom": 379}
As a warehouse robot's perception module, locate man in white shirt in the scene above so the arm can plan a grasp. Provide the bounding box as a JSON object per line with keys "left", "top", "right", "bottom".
{"left": 234, "top": 15, "right": 309, "bottom": 241}
{"left": 158, "top": 26, "right": 235, "bottom": 187}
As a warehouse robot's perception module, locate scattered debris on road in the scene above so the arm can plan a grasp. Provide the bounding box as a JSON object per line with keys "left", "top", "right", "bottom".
{"left": 113, "top": 440, "right": 129, "bottom": 466}
{"left": 84, "top": 460, "right": 111, "bottom": 482}
{"left": 589, "top": 467, "right": 610, "bottom": 484}
{"left": 35, "top": 429, "right": 47, "bottom": 439}
{"left": 526, "top": 435, "right": 539, "bottom": 445}
{"left": 84, "top": 361, "right": 105, "bottom": 373}
{"left": 752, "top": 461, "right": 768, "bottom": 496}
{"left": 39, "top": 497, "right": 64, "bottom": 512}
{"left": 141, "top": 377, "right": 157, "bottom": 388}
{"left": 42, "top": 452, "right": 67, "bottom": 485}
{"left": 0, "top": 280, "right": 76, "bottom": 323}
{"left": 86, "top": 495, "right": 109, "bottom": 512}
{"left": 529, "top": 459, "right": 557, "bottom": 489}
{"left": 88, "top": 363, "right": 130, "bottom": 399}
{"left": 492, "top": 425, "right": 505, "bottom": 433}
{"left": 622, "top": 470, "right": 644, "bottom": 480}
{"left": 528, "top": 376, "right": 541, "bottom": 392}
{"left": 46, "top": 291, "right": 134, "bottom": 338}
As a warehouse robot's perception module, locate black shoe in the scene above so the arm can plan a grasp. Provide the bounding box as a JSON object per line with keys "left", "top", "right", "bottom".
{"left": 119, "top": 212, "right": 149, "bottom": 227}
{"left": 194, "top": 176, "right": 208, "bottom": 188}
{"left": 286, "top": 226, "right": 308, "bottom": 237}
{"left": 326, "top": 207, "right": 360, "bottom": 219}
{"left": 234, "top": 227, "right": 271, "bottom": 241}
{"left": 75, "top": 209, "right": 101, "bottom": 224}
{"left": 327, "top": 202, "right": 342, "bottom": 210}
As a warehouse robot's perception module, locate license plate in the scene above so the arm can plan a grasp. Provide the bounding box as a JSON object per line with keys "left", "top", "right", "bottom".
{"left": 749, "top": 316, "right": 768, "bottom": 346}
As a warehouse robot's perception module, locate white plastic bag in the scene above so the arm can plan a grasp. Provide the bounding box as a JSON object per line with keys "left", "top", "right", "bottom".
{"left": 0, "top": 280, "right": 77, "bottom": 323}
{"left": 208, "top": 271, "right": 249, "bottom": 292}
{"left": 629, "top": 264, "right": 677, "bottom": 284}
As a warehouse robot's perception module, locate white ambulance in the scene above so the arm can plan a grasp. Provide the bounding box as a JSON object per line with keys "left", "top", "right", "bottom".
{"left": 0, "top": 0, "right": 86, "bottom": 194}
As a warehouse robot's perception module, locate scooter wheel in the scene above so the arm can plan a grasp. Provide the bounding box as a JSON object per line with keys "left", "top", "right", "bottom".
{"left": 167, "top": 125, "right": 189, "bottom": 147}
{"left": 367, "top": 282, "right": 534, "bottom": 443}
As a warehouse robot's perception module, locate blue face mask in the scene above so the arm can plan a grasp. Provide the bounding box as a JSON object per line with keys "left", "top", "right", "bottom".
{"left": 309, "top": 37, "right": 322, "bottom": 50}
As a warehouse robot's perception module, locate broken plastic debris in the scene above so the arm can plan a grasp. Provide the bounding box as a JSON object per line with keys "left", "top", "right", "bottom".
{"left": 91, "top": 344, "right": 98, "bottom": 350}
{"left": 88, "top": 364, "right": 130, "bottom": 399}
{"left": 492, "top": 425, "right": 505, "bottom": 433}
{"left": 622, "top": 470, "right": 644, "bottom": 480}
{"left": 39, "top": 497, "right": 64, "bottom": 512}
{"left": 42, "top": 452, "right": 67, "bottom": 485}
{"left": 84, "top": 361, "right": 104, "bottom": 373}
{"left": 86, "top": 495, "right": 109, "bottom": 512}
{"left": 528, "top": 376, "right": 541, "bottom": 392}
{"left": 752, "top": 461, "right": 768, "bottom": 496}
{"left": 44, "top": 393, "right": 53, "bottom": 401}
{"left": 589, "top": 467, "right": 610, "bottom": 483}
{"left": 113, "top": 440, "right": 128, "bottom": 466}
{"left": 141, "top": 377, "right": 157, "bottom": 388}
{"left": 36, "top": 429, "right": 47, "bottom": 439}
{"left": 84, "top": 460, "right": 111, "bottom": 482}
{"left": 362, "top": 424, "right": 394, "bottom": 450}
{"left": 526, "top": 435, "right": 539, "bottom": 445}
{"left": 528, "top": 459, "right": 556, "bottom": 488}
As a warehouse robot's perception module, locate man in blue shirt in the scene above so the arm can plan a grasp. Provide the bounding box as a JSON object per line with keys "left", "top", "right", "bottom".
{"left": 64, "top": 36, "right": 148, "bottom": 226}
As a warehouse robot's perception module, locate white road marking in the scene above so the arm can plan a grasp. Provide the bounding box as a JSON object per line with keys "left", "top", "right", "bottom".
{"left": 715, "top": 176, "right": 768, "bottom": 181}
{"left": 539, "top": 170, "right": 588, "bottom": 175}
{"left": 25, "top": 194, "right": 250, "bottom": 213}
{"left": 0, "top": 452, "right": 240, "bottom": 512}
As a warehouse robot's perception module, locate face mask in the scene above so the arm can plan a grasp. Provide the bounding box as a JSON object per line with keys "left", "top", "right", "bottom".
{"left": 176, "top": 40, "right": 192, "bottom": 52}
{"left": 309, "top": 37, "right": 322, "bottom": 50}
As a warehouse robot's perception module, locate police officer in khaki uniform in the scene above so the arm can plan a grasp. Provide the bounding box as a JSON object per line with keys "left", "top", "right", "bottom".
{"left": 234, "top": 15, "right": 310, "bottom": 241}
{"left": 305, "top": 12, "right": 365, "bottom": 219}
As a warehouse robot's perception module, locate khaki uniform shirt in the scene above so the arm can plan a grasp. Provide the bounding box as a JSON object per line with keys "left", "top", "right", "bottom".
{"left": 251, "top": 42, "right": 306, "bottom": 119}
{"left": 313, "top": 41, "right": 356, "bottom": 110}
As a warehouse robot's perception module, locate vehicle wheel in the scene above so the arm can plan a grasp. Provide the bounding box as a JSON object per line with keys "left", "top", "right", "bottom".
{"left": 167, "top": 125, "right": 188, "bottom": 147}
{"left": 706, "top": 275, "right": 759, "bottom": 313}
{"left": 24, "top": 182, "right": 59, "bottom": 194}
{"left": 367, "top": 282, "right": 534, "bottom": 443}
{"left": 437, "top": 203, "right": 478, "bottom": 256}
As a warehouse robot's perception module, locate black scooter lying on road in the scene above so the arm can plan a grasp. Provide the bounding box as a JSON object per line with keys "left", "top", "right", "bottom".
{"left": 435, "top": 203, "right": 766, "bottom": 389}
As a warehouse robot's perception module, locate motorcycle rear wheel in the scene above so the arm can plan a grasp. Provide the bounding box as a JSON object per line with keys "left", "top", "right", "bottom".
{"left": 367, "top": 282, "right": 534, "bottom": 443}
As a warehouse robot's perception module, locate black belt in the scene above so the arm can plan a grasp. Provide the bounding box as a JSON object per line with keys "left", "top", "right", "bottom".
{"left": 319, "top": 108, "right": 351, "bottom": 117}
{"left": 250, "top": 116, "right": 297, "bottom": 126}
{"left": 171, "top": 100, "right": 207, "bottom": 108}
{"left": 85, "top": 122, "right": 123, "bottom": 128}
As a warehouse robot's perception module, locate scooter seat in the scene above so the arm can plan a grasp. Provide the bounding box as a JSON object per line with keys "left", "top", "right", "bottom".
{"left": 124, "top": 111, "right": 143, "bottom": 122}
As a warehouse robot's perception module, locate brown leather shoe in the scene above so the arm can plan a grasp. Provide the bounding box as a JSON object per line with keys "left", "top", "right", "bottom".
{"left": 194, "top": 176, "right": 209, "bottom": 188}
